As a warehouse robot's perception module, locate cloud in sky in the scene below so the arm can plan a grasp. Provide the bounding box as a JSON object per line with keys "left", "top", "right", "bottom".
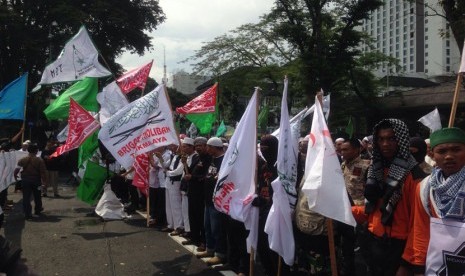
{"left": 116, "top": 0, "right": 274, "bottom": 84}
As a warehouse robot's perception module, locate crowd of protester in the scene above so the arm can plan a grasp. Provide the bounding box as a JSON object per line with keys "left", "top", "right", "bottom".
{"left": 2, "top": 117, "right": 465, "bottom": 275}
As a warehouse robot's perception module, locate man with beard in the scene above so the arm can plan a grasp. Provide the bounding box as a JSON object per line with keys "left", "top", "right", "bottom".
{"left": 352, "top": 119, "right": 426, "bottom": 275}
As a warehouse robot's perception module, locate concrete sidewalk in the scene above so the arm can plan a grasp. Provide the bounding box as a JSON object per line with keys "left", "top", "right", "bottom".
{"left": 1, "top": 181, "right": 224, "bottom": 276}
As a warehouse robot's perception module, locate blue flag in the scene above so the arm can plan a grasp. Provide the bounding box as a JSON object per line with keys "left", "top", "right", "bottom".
{"left": 0, "top": 73, "right": 28, "bottom": 120}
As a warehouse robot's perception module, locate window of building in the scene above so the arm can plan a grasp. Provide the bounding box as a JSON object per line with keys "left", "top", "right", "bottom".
{"left": 425, "top": 36, "right": 428, "bottom": 40}
{"left": 410, "top": 48, "right": 414, "bottom": 54}
{"left": 410, "top": 7, "right": 414, "bottom": 14}
{"left": 403, "top": 49, "right": 407, "bottom": 55}
{"left": 425, "top": 52, "right": 428, "bottom": 57}
{"left": 446, "top": 49, "right": 450, "bottom": 55}
{"left": 403, "top": 58, "right": 407, "bottom": 63}
{"left": 410, "top": 32, "right": 414, "bottom": 38}
{"left": 425, "top": 60, "right": 428, "bottom": 65}
{"left": 411, "top": 40, "right": 414, "bottom": 46}
{"left": 425, "top": 27, "right": 428, "bottom": 32}
{"left": 410, "top": 64, "right": 414, "bottom": 70}
{"left": 446, "top": 40, "right": 450, "bottom": 47}
{"left": 396, "top": 52, "right": 399, "bottom": 58}
{"left": 425, "top": 19, "right": 428, "bottom": 24}
{"left": 410, "top": 56, "right": 414, "bottom": 62}
{"left": 446, "top": 66, "right": 450, "bottom": 72}
{"left": 447, "top": 57, "right": 450, "bottom": 64}
{"left": 425, "top": 44, "right": 428, "bottom": 48}
{"left": 425, "top": 69, "right": 428, "bottom": 73}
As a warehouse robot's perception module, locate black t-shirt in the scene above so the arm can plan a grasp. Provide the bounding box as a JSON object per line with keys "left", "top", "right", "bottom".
{"left": 204, "top": 155, "right": 223, "bottom": 206}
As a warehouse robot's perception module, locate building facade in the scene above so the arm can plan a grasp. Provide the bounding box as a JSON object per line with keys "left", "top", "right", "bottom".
{"left": 360, "top": 0, "right": 461, "bottom": 78}
{"left": 171, "top": 70, "right": 210, "bottom": 95}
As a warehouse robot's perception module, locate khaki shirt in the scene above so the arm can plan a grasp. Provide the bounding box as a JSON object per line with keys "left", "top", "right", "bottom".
{"left": 341, "top": 156, "right": 370, "bottom": 206}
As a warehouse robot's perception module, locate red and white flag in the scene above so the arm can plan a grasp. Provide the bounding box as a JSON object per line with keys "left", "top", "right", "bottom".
{"left": 116, "top": 60, "right": 153, "bottom": 94}
{"left": 214, "top": 88, "right": 259, "bottom": 253}
{"left": 52, "top": 98, "right": 100, "bottom": 157}
{"left": 132, "top": 153, "right": 149, "bottom": 195}
{"left": 302, "top": 96, "right": 356, "bottom": 226}
{"left": 176, "top": 83, "right": 217, "bottom": 114}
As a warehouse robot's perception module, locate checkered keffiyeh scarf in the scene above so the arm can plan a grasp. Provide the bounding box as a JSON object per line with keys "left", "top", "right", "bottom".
{"left": 365, "top": 119, "right": 418, "bottom": 225}
{"left": 427, "top": 166, "right": 465, "bottom": 221}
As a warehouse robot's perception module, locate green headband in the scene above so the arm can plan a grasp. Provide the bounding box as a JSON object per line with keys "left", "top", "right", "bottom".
{"left": 430, "top": 127, "right": 465, "bottom": 148}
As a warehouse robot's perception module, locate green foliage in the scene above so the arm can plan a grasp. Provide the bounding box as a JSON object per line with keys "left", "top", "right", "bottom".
{"left": 0, "top": 0, "right": 166, "bottom": 87}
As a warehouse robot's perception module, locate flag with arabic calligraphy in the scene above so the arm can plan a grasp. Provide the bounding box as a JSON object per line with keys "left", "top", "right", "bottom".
{"left": 51, "top": 98, "right": 100, "bottom": 157}
{"left": 116, "top": 60, "right": 153, "bottom": 94}
{"left": 98, "top": 84, "right": 178, "bottom": 169}
{"left": 176, "top": 83, "right": 217, "bottom": 135}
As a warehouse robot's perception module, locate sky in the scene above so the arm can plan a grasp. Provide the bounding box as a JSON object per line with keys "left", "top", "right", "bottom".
{"left": 116, "top": 0, "right": 275, "bottom": 85}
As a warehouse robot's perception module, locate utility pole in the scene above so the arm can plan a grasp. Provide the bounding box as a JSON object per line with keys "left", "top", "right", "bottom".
{"left": 162, "top": 46, "right": 168, "bottom": 85}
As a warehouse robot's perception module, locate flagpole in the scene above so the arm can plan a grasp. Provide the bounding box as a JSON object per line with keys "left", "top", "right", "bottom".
{"left": 249, "top": 87, "right": 261, "bottom": 276}
{"left": 326, "top": 219, "right": 338, "bottom": 276}
{"left": 277, "top": 256, "right": 282, "bottom": 276}
{"left": 146, "top": 155, "right": 151, "bottom": 227}
{"left": 448, "top": 73, "right": 463, "bottom": 127}
{"left": 21, "top": 73, "right": 28, "bottom": 143}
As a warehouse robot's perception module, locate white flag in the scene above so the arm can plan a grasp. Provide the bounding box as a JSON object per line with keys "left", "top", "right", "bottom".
{"left": 98, "top": 84, "right": 179, "bottom": 169}
{"left": 302, "top": 96, "right": 356, "bottom": 226}
{"left": 97, "top": 81, "right": 129, "bottom": 125}
{"left": 214, "top": 88, "right": 259, "bottom": 252}
{"left": 272, "top": 107, "right": 308, "bottom": 137}
{"left": 38, "top": 26, "right": 111, "bottom": 85}
{"left": 459, "top": 40, "right": 465, "bottom": 73}
{"left": 418, "top": 108, "right": 442, "bottom": 132}
{"left": 0, "top": 151, "right": 18, "bottom": 192}
{"left": 265, "top": 78, "right": 298, "bottom": 265}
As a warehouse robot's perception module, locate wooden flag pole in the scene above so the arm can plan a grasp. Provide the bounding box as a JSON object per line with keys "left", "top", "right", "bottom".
{"left": 448, "top": 73, "right": 463, "bottom": 127}
{"left": 146, "top": 188, "right": 150, "bottom": 227}
{"left": 249, "top": 247, "right": 255, "bottom": 276}
{"left": 277, "top": 256, "right": 282, "bottom": 276}
{"left": 326, "top": 219, "right": 338, "bottom": 276}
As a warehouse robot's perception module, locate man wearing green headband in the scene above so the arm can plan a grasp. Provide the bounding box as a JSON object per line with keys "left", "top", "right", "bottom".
{"left": 402, "top": 127, "right": 465, "bottom": 275}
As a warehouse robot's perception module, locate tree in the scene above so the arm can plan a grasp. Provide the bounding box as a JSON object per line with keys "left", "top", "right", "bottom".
{"left": 0, "top": 0, "right": 166, "bottom": 87}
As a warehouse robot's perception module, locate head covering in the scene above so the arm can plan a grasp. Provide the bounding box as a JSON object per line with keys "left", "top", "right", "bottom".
{"left": 182, "top": 137, "right": 194, "bottom": 146}
{"left": 430, "top": 127, "right": 465, "bottom": 149}
{"left": 23, "top": 140, "right": 31, "bottom": 145}
{"left": 335, "top": 138, "right": 345, "bottom": 143}
{"left": 365, "top": 118, "right": 417, "bottom": 225}
{"left": 424, "top": 138, "right": 430, "bottom": 145}
{"left": 207, "top": 137, "right": 223, "bottom": 148}
{"left": 194, "top": 137, "right": 207, "bottom": 145}
{"left": 260, "top": 135, "right": 279, "bottom": 165}
{"left": 409, "top": 137, "right": 427, "bottom": 163}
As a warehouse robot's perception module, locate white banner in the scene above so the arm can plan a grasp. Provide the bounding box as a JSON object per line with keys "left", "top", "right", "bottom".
{"left": 214, "top": 88, "right": 259, "bottom": 252}
{"left": 426, "top": 218, "right": 465, "bottom": 275}
{"left": 98, "top": 84, "right": 179, "bottom": 169}
{"left": 97, "top": 81, "right": 129, "bottom": 125}
{"left": 38, "top": 26, "right": 111, "bottom": 85}
{"left": 0, "top": 151, "right": 24, "bottom": 192}
{"left": 302, "top": 96, "right": 356, "bottom": 226}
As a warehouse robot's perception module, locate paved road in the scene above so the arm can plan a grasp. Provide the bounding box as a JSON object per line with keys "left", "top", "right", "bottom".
{"left": 1, "top": 180, "right": 227, "bottom": 276}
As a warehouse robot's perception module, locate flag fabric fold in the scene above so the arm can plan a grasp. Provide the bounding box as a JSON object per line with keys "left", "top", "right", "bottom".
{"left": 78, "top": 131, "right": 99, "bottom": 168}
{"left": 216, "top": 120, "right": 227, "bottom": 137}
{"left": 264, "top": 78, "right": 298, "bottom": 265}
{"left": 459, "top": 41, "right": 465, "bottom": 73}
{"left": 43, "top": 77, "right": 99, "bottom": 120}
{"left": 418, "top": 108, "right": 442, "bottom": 132}
{"left": 51, "top": 99, "right": 100, "bottom": 158}
{"left": 97, "top": 81, "right": 129, "bottom": 125}
{"left": 38, "top": 26, "right": 111, "bottom": 85}
{"left": 98, "top": 84, "right": 179, "bottom": 169}
{"left": 176, "top": 83, "right": 217, "bottom": 135}
{"left": 213, "top": 88, "right": 258, "bottom": 253}
{"left": 302, "top": 96, "right": 356, "bottom": 226}
{"left": 0, "top": 73, "right": 28, "bottom": 120}
{"left": 132, "top": 153, "right": 149, "bottom": 195}
{"left": 77, "top": 161, "right": 112, "bottom": 205}
{"left": 116, "top": 60, "right": 153, "bottom": 94}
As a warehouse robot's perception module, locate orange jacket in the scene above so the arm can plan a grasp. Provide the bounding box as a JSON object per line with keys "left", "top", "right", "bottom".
{"left": 402, "top": 177, "right": 436, "bottom": 267}
{"left": 351, "top": 170, "right": 421, "bottom": 240}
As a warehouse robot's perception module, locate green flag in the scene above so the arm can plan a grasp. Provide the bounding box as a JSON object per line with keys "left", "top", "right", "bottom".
{"left": 258, "top": 106, "right": 269, "bottom": 130}
{"left": 77, "top": 161, "right": 111, "bottom": 205}
{"left": 43, "top": 77, "right": 99, "bottom": 120}
{"left": 345, "top": 116, "right": 354, "bottom": 138}
{"left": 185, "top": 113, "right": 216, "bottom": 135}
{"left": 78, "top": 131, "right": 99, "bottom": 168}
{"left": 216, "top": 120, "right": 227, "bottom": 137}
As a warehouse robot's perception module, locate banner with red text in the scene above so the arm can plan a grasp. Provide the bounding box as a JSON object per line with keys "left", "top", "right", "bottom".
{"left": 52, "top": 98, "right": 100, "bottom": 157}
{"left": 116, "top": 60, "right": 153, "bottom": 94}
{"left": 132, "top": 153, "right": 149, "bottom": 196}
{"left": 98, "top": 84, "right": 179, "bottom": 169}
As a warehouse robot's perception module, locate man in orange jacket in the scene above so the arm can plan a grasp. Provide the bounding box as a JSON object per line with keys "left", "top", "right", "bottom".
{"left": 351, "top": 119, "right": 426, "bottom": 275}
{"left": 402, "top": 127, "right": 465, "bottom": 275}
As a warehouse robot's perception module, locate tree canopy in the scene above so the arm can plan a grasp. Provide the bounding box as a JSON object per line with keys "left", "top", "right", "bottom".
{"left": 0, "top": 0, "right": 166, "bottom": 87}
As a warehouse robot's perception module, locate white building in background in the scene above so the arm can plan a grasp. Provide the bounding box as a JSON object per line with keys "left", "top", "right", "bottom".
{"left": 360, "top": 0, "right": 461, "bottom": 79}
{"left": 171, "top": 70, "right": 210, "bottom": 95}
